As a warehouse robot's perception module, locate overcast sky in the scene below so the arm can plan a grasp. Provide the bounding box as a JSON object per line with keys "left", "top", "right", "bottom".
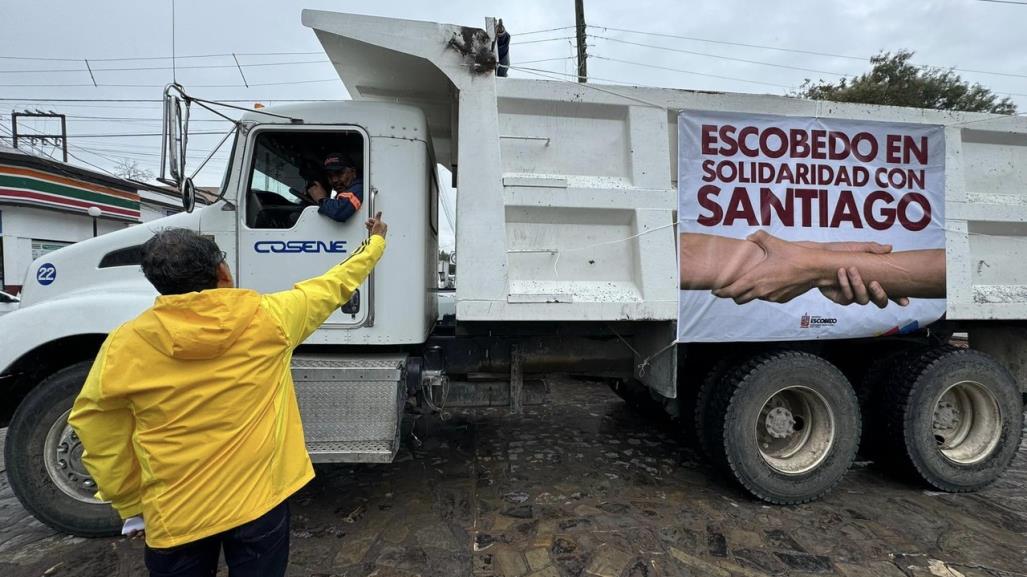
{"left": 1, "top": 0, "right": 1025, "bottom": 248}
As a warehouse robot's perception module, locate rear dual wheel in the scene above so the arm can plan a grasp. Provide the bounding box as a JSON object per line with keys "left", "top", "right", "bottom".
{"left": 699, "top": 351, "right": 861, "bottom": 504}
{"left": 882, "top": 347, "right": 1023, "bottom": 492}
{"left": 692, "top": 346, "right": 1022, "bottom": 503}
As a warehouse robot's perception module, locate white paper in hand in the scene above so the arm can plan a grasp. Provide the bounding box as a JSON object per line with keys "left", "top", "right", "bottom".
{"left": 121, "top": 515, "right": 144, "bottom": 535}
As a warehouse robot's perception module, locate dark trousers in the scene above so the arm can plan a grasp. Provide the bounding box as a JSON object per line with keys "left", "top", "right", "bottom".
{"left": 145, "top": 501, "right": 290, "bottom": 577}
{"left": 497, "top": 53, "right": 510, "bottom": 77}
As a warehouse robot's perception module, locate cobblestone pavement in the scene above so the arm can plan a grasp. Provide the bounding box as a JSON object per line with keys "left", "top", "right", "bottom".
{"left": 1, "top": 379, "right": 1025, "bottom": 577}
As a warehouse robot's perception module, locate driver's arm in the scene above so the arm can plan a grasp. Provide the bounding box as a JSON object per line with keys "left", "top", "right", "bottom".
{"left": 316, "top": 189, "right": 362, "bottom": 223}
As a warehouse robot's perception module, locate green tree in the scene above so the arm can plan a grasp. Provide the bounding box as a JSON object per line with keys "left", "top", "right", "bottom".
{"left": 796, "top": 50, "right": 1016, "bottom": 114}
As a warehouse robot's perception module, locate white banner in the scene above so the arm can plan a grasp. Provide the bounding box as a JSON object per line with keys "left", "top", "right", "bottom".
{"left": 677, "top": 111, "right": 945, "bottom": 342}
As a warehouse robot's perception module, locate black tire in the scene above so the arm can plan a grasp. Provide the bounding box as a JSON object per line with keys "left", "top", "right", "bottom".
{"left": 882, "top": 347, "right": 1024, "bottom": 492}
{"left": 5, "top": 361, "right": 121, "bottom": 536}
{"left": 607, "top": 379, "right": 666, "bottom": 418}
{"left": 855, "top": 346, "right": 925, "bottom": 459}
{"left": 693, "top": 356, "right": 738, "bottom": 463}
{"left": 607, "top": 378, "right": 633, "bottom": 403}
{"left": 707, "top": 351, "right": 861, "bottom": 504}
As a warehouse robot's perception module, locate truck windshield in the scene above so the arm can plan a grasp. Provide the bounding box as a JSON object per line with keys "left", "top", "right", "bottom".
{"left": 218, "top": 131, "right": 240, "bottom": 199}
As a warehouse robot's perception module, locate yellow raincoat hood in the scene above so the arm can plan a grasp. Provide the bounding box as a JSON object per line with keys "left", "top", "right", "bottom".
{"left": 133, "top": 290, "right": 261, "bottom": 360}
{"left": 69, "top": 235, "right": 386, "bottom": 548}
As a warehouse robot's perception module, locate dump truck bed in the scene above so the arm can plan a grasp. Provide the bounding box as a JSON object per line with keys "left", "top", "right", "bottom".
{"left": 304, "top": 10, "right": 1027, "bottom": 324}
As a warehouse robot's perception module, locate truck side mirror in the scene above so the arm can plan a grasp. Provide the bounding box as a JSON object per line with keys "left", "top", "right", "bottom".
{"left": 182, "top": 177, "right": 196, "bottom": 213}
{"left": 159, "top": 84, "right": 190, "bottom": 191}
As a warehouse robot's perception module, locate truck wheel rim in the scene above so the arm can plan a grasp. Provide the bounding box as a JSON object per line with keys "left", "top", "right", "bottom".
{"left": 755, "top": 386, "right": 835, "bottom": 475}
{"left": 43, "top": 409, "right": 105, "bottom": 504}
{"left": 932, "top": 380, "right": 1002, "bottom": 465}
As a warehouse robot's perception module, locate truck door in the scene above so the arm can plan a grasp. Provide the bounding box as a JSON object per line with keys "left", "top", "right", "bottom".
{"left": 238, "top": 126, "right": 372, "bottom": 330}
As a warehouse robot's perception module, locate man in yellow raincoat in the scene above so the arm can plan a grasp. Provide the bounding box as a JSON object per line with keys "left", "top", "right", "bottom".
{"left": 68, "top": 213, "right": 388, "bottom": 576}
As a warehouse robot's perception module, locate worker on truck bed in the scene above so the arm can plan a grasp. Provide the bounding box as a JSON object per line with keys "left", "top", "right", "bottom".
{"left": 68, "top": 213, "right": 388, "bottom": 577}
{"left": 496, "top": 19, "right": 510, "bottom": 77}
{"left": 307, "top": 152, "right": 364, "bottom": 222}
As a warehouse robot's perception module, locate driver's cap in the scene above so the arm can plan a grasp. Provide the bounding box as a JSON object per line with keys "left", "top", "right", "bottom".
{"left": 324, "top": 152, "right": 355, "bottom": 173}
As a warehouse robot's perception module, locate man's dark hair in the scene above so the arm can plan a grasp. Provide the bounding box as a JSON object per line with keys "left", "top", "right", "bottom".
{"left": 141, "top": 228, "right": 224, "bottom": 295}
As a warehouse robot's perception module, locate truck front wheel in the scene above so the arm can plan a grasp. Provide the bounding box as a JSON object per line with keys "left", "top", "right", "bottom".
{"left": 5, "top": 361, "right": 121, "bottom": 536}
{"left": 883, "top": 347, "right": 1024, "bottom": 492}
{"left": 708, "top": 351, "right": 861, "bottom": 504}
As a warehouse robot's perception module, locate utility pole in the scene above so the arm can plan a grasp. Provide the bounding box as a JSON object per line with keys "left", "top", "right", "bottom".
{"left": 575, "top": 0, "right": 587, "bottom": 83}
{"left": 12, "top": 111, "right": 68, "bottom": 162}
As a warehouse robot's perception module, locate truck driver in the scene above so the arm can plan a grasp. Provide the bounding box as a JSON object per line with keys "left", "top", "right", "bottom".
{"left": 306, "top": 152, "right": 363, "bottom": 222}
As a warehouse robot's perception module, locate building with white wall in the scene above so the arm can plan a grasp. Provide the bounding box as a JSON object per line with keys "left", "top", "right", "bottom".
{"left": 0, "top": 146, "right": 185, "bottom": 293}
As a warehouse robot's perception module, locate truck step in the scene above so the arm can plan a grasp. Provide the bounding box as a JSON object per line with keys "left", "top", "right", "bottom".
{"left": 306, "top": 440, "right": 396, "bottom": 463}
{"left": 292, "top": 354, "right": 407, "bottom": 463}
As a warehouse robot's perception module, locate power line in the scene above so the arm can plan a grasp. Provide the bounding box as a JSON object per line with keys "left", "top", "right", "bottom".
{"left": 0, "top": 98, "right": 345, "bottom": 103}
{"left": 2, "top": 112, "right": 231, "bottom": 123}
{"left": 506, "top": 65, "right": 679, "bottom": 108}
{"left": 515, "top": 25, "right": 578, "bottom": 37}
{"left": 590, "top": 25, "right": 868, "bottom": 61}
{"left": 590, "top": 24, "right": 1027, "bottom": 80}
{"left": 0, "top": 26, "right": 1022, "bottom": 81}
{"left": 975, "top": 0, "right": 1027, "bottom": 4}
{"left": 5, "top": 121, "right": 134, "bottom": 181}
{"left": 506, "top": 64, "right": 639, "bottom": 86}
{"left": 594, "top": 56, "right": 793, "bottom": 89}
{"left": 0, "top": 59, "right": 331, "bottom": 75}
{"left": 2, "top": 101, "right": 165, "bottom": 111}
{"left": 513, "top": 36, "right": 577, "bottom": 45}
{"left": 74, "top": 145, "right": 125, "bottom": 164}
{"left": 517, "top": 56, "right": 578, "bottom": 65}
{"left": 68, "top": 148, "right": 144, "bottom": 182}
{"left": 250, "top": 78, "right": 337, "bottom": 86}
{"left": 508, "top": 63, "right": 789, "bottom": 95}
{"left": 14, "top": 122, "right": 227, "bottom": 183}
{"left": 49, "top": 117, "right": 231, "bottom": 123}
{"left": 77, "top": 143, "right": 227, "bottom": 157}
{"left": 76, "top": 146, "right": 169, "bottom": 158}
{"left": 592, "top": 35, "right": 848, "bottom": 77}
{"left": 172, "top": 0, "right": 177, "bottom": 83}
{"left": 0, "top": 50, "right": 324, "bottom": 62}
{"left": 227, "top": 51, "right": 322, "bottom": 58}
{"left": 55, "top": 131, "right": 226, "bottom": 138}
{"left": 0, "top": 77, "right": 339, "bottom": 88}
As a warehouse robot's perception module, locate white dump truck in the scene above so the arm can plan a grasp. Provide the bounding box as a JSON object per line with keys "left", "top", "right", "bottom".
{"left": 2, "top": 11, "right": 1025, "bottom": 535}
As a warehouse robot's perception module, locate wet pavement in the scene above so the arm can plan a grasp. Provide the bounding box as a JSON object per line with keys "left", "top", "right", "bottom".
{"left": 1, "top": 378, "right": 1025, "bottom": 577}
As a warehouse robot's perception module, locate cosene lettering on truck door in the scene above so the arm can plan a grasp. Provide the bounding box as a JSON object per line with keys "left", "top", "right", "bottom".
{"left": 254, "top": 240, "right": 348, "bottom": 254}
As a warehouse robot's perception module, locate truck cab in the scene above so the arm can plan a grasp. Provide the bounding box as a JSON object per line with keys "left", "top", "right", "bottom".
{"left": 206, "top": 102, "right": 438, "bottom": 345}
{"left": 0, "top": 98, "right": 440, "bottom": 535}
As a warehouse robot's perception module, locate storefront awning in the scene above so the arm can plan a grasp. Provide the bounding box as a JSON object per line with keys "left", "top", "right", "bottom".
{"left": 0, "top": 149, "right": 141, "bottom": 221}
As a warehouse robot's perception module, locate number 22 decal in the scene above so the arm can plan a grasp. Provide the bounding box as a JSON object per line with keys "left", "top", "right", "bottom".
{"left": 37, "top": 263, "right": 56, "bottom": 286}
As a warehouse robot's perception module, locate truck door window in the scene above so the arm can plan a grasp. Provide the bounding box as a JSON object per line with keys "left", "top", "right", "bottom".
{"left": 245, "top": 130, "right": 363, "bottom": 229}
